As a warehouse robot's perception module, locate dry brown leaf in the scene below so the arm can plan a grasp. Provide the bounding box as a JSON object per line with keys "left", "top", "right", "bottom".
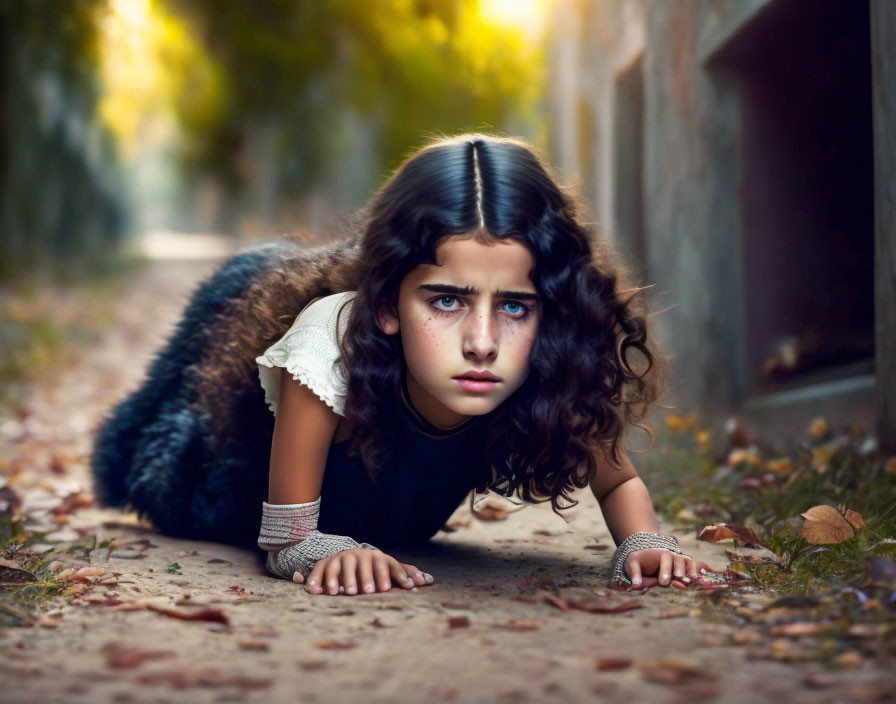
{"left": 101, "top": 641, "right": 175, "bottom": 669}
{"left": 145, "top": 603, "right": 230, "bottom": 625}
{"left": 493, "top": 619, "right": 539, "bottom": 630}
{"left": 844, "top": 509, "right": 865, "bottom": 531}
{"left": 314, "top": 639, "right": 357, "bottom": 649}
{"left": 595, "top": 656, "right": 632, "bottom": 671}
{"left": 697, "top": 524, "right": 768, "bottom": 549}
{"left": 768, "top": 621, "right": 836, "bottom": 637}
{"left": 800, "top": 505, "right": 863, "bottom": 544}
{"left": 471, "top": 503, "right": 508, "bottom": 521}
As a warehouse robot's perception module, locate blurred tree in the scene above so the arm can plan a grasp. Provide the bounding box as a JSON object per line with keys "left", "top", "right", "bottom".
{"left": 162, "top": 0, "right": 544, "bottom": 232}
{"left": 0, "top": 0, "right": 129, "bottom": 283}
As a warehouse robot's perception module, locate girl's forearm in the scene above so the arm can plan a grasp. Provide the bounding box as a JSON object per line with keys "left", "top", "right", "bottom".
{"left": 598, "top": 476, "right": 660, "bottom": 546}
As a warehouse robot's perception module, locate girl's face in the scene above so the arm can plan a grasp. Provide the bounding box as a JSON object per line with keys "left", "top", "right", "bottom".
{"left": 378, "top": 234, "right": 541, "bottom": 429}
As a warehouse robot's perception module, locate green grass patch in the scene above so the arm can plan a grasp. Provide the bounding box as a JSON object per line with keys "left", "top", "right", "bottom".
{"left": 643, "top": 416, "right": 896, "bottom": 594}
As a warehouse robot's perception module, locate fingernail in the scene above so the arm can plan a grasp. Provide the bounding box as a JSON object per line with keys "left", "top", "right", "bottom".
{"left": 347, "top": 586, "right": 357, "bottom": 594}
{"left": 682, "top": 576, "right": 691, "bottom": 583}
{"left": 364, "top": 584, "right": 374, "bottom": 593}
{"left": 632, "top": 577, "right": 641, "bottom": 586}
{"left": 424, "top": 573, "right": 433, "bottom": 583}
{"left": 661, "top": 573, "right": 670, "bottom": 581}
{"left": 382, "top": 582, "right": 390, "bottom": 590}
{"left": 308, "top": 580, "right": 316, "bottom": 586}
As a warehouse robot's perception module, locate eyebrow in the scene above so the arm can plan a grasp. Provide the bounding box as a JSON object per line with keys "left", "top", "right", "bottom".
{"left": 417, "top": 283, "right": 540, "bottom": 301}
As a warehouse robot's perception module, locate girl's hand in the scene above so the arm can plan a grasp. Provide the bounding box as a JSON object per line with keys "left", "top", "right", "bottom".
{"left": 299, "top": 548, "right": 434, "bottom": 595}
{"left": 624, "top": 548, "right": 698, "bottom": 587}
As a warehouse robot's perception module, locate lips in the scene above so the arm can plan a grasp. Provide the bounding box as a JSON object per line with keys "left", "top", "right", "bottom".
{"left": 453, "top": 370, "right": 501, "bottom": 382}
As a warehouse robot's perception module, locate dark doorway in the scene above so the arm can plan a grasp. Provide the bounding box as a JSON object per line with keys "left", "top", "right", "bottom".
{"left": 713, "top": 0, "right": 874, "bottom": 394}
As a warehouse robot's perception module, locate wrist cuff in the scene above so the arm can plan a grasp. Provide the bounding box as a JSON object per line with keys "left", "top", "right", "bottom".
{"left": 610, "top": 531, "right": 682, "bottom": 586}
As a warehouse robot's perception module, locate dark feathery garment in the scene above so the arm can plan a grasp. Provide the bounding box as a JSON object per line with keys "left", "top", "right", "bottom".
{"left": 89, "top": 239, "right": 359, "bottom": 548}
{"left": 89, "top": 237, "right": 491, "bottom": 551}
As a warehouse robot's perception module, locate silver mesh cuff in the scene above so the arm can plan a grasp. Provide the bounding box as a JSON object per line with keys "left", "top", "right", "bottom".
{"left": 264, "top": 530, "right": 380, "bottom": 581}
{"left": 610, "top": 531, "right": 682, "bottom": 585}
{"left": 257, "top": 498, "right": 320, "bottom": 550}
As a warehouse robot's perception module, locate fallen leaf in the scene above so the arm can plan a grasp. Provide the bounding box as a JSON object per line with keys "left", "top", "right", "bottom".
{"left": 800, "top": 505, "right": 863, "bottom": 544}
{"left": 595, "top": 656, "right": 631, "bottom": 671}
{"left": 0, "top": 563, "right": 38, "bottom": 584}
{"left": 727, "top": 447, "right": 762, "bottom": 468}
{"left": 538, "top": 589, "right": 642, "bottom": 614}
{"left": 314, "top": 639, "right": 356, "bottom": 649}
{"left": 769, "top": 621, "right": 836, "bottom": 637}
{"left": 448, "top": 616, "right": 470, "bottom": 629}
{"left": 697, "top": 524, "right": 768, "bottom": 549}
{"left": 237, "top": 640, "right": 270, "bottom": 651}
{"left": 471, "top": 502, "right": 507, "bottom": 521}
{"left": 808, "top": 417, "right": 830, "bottom": 439}
{"left": 101, "top": 641, "right": 175, "bottom": 668}
{"left": 639, "top": 658, "right": 712, "bottom": 685}
{"left": 144, "top": 604, "right": 229, "bottom": 625}
{"left": 493, "top": 619, "right": 539, "bottom": 630}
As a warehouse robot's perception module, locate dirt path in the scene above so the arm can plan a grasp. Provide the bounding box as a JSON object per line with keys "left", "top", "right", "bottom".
{"left": 1, "top": 255, "right": 893, "bottom": 704}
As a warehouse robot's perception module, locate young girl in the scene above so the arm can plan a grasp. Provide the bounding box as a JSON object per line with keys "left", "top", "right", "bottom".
{"left": 91, "top": 133, "right": 697, "bottom": 596}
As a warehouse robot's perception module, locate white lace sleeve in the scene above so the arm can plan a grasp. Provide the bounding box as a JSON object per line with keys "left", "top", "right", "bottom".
{"left": 255, "top": 291, "right": 357, "bottom": 417}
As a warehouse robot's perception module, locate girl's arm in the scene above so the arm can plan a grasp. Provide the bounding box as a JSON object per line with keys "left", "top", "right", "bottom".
{"left": 589, "top": 447, "right": 697, "bottom": 587}
{"left": 268, "top": 367, "right": 339, "bottom": 504}
{"left": 263, "top": 368, "right": 432, "bottom": 595}
{"left": 587, "top": 449, "right": 658, "bottom": 544}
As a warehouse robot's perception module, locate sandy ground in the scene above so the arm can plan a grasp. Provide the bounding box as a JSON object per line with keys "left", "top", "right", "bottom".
{"left": 1, "top": 250, "right": 893, "bottom": 704}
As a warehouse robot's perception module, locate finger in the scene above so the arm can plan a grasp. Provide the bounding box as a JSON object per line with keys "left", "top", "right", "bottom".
{"left": 686, "top": 556, "right": 698, "bottom": 580}
{"left": 404, "top": 563, "right": 433, "bottom": 586}
{"left": 358, "top": 552, "right": 376, "bottom": 594}
{"left": 672, "top": 554, "right": 686, "bottom": 580}
{"left": 341, "top": 552, "right": 358, "bottom": 596}
{"left": 305, "top": 558, "right": 327, "bottom": 594}
{"left": 323, "top": 556, "right": 343, "bottom": 595}
{"left": 625, "top": 554, "right": 642, "bottom": 586}
{"left": 388, "top": 559, "right": 414, "bottom": 590}
{"left": 373, "top": 554, "right": 392, "bottom": 592}
{"left": 658, "top": 551, "right": 673, "bottom": 586}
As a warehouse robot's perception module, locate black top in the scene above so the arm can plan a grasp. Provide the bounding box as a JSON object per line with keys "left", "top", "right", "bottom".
{"left": 316, "top": 372, "right": 491, "bottom": 548}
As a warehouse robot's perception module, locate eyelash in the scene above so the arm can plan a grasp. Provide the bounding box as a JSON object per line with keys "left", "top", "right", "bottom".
{"left": 428, "top": 295, "right": 534, "bottom": 321}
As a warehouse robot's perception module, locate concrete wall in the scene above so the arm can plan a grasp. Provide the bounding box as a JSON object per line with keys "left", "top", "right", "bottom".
{"left": 547, "top": 0, "right": 890, "bottom": 450}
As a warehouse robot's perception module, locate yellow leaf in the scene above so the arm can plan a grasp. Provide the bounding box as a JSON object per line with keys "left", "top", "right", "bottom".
{"left": 727, "top": 447, "right": 762, "bottom": 468}
{"left": 764, "top": 458, "right": 796, "bottom": 475}
{"left": 810, "top": 448, "right": 834, "bottom": 469}
{"left": 800, "top": 505, "right": 862, "bottom": 544}
{"left": 808, "top": 417, "right": 830, "bottom": 439}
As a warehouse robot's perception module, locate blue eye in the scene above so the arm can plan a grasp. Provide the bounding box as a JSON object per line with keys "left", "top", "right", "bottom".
{"left": 428, "top": 295, "right": 532, "bottom": 321}
{"left": 432, "top": 295, "right": 459, "bottom": 311}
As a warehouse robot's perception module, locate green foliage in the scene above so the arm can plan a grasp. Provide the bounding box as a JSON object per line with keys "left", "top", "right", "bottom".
{"left": 165, "top": 562, "right": 181, "bottom": 573}
{"left": 161, "top": 0, "right": 544, "bottom": 198}
{"left": 644, "top": 419, "right": 896, "bottom": 593}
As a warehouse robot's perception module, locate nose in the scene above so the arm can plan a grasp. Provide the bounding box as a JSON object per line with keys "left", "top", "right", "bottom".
{"left": 462, "top": 308, "right": 499, "bottom": 360}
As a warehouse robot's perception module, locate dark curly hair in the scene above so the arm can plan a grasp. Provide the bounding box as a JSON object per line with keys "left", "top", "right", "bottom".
{"left": 194, "top": 132, "right": 667, "bottom": 518}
